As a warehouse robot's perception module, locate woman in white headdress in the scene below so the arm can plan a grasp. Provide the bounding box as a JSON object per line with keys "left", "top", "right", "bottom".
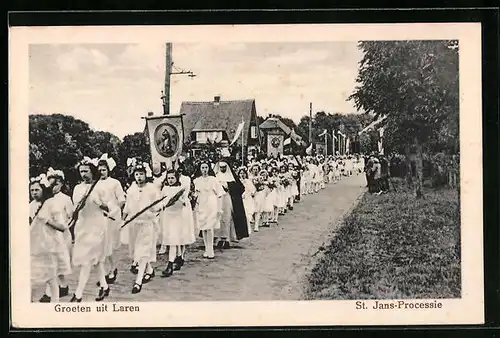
{"left": 214, "top": 161, "right": 237, "bottom": 248}
{"left": 70, "top": 157, "right": 113, "bottom": 302}
{"left": 96, "top": 154, "right": 125, "bottom": 285}
{"left": 30, "top": 174, "right": 69, "bottom": 303}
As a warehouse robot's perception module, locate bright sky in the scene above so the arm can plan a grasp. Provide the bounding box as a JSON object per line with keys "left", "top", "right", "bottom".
{"left": 29, "top": 42, "right": 363, "bottom": 139}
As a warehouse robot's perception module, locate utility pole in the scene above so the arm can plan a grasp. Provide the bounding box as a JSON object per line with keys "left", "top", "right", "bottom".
{"left": 161, "top": 42, "right": 196, "bottom": 115}
{"left": 308, "top": 102, "right": 312, "bottom": 144}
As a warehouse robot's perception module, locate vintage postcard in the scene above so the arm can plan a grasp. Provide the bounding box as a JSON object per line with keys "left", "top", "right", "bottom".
{"left": 9, "top": 22, "right": 483, "bottom": 327}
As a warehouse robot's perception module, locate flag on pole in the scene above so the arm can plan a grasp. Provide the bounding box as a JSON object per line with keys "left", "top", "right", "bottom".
{"left": 230, "top": 120, "right": 245, "bottom": 146}
{"left": 284, "top": 137, "right": 291, "bottom": 146}
{"left": 305, "top": 143, "right": 313, "bottom": 155}
{"left": 318, "top": 129, "right": 327, "bottom": 137}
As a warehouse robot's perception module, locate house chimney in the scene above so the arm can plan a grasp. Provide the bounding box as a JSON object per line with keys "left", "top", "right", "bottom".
{"left": 214, "top": 95, "right": 221, "bottom": 103}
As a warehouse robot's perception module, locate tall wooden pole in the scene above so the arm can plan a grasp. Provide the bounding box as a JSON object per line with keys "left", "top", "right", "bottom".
{"left": 163, "top": 43, "right": 172, "bottom": 115}
{"left": 332, "top": 129, "right": 335, "bottom": 155}
{"left": 308, "top": 102, "right": 312, "bottom": 144}
{"left": 324, "top": 132, "right": 327, "bottom": 157}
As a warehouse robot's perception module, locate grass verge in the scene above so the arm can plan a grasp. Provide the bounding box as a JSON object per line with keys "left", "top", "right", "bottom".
{"left": 304, "top": 178, "right": 461, "bottom": 300}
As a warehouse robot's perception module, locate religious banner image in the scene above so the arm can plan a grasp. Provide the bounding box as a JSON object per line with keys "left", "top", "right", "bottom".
{"left": 267, "top": 134, "right": 284, "bottom": 158}
{"left": 146, "top": 115, "right": 184, "bottom": 166}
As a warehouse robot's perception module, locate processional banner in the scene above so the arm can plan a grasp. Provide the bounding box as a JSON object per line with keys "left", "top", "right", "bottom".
{"left": 145, "top": 114, "right": 184, "bottom": 169}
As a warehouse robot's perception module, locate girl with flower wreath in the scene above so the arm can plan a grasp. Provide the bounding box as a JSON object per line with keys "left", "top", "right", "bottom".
{"left": 122, "top": 159, "right": 160, "bottom": 294}
{"left": 30, "top": 174, "right": 70, "bottom": 303}
{"left": 70, "top": 157, "right": 113, "bottom": 302}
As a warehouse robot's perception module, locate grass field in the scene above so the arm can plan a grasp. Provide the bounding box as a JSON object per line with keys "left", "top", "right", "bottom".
{"left": 304, "top": 179, "right": 461, "bottom": 300}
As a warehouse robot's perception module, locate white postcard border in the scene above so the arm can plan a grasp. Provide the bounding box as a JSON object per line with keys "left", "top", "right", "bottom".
{"left": 9, "top": 22, "right": 483, "bottom": 327}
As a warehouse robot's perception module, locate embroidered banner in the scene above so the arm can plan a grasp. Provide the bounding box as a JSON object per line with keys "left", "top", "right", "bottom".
{"left": 146, "top": 114, "right": 184, "bottom": 169}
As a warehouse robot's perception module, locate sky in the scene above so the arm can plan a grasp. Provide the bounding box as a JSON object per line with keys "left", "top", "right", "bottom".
{"left": 29, "top": 42, "right": 364, "bottom": 139}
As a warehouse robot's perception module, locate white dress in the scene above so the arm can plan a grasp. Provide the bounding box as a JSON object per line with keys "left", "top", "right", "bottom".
{"left": 264, "top": 177, "right": 278, "bottom": 212}
{"left": 30, "top": 198, "right": 72, "bottom": 283}
{"left": 193, "top": 176, "right": 224, "bottom": 231}
{"left": 290, "top": 170, "right": 299, "bottom": 197}
{"left": 51, "top": 192, "right": 73, "bottom": 246}
{"left": 241, "top": 178, "right": 256, "bottom": 229}
{"left": 160, "top": 184, "right": 195, "bottom": 246}
{"left": 252, "top": 177, "right": 268, "bottom": 214}
{"left": 99, "top": 177, "right": 125, "bottom": 255}
{"left": 123, "top": 182, "right": 160, "bottom": 262}
{"left": 179, "top": 175, "right": 196, "bottom": 242}
{"left": 72, "top": 181, "right": 109, "bottom": 267}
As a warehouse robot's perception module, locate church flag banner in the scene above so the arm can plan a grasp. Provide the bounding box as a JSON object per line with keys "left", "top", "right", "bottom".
{"left": 267, "top": 134, "right": 284, "bottom": 158}
{"left": 230, "top": 119, "right": 245, "bottom": 146}
{"left": 145, "top": 114, "right": 184, "bottom": 169}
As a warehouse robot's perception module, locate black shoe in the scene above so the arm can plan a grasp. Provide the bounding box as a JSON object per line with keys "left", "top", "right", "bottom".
{"left": 216, "top": 240, "right": 224, "bottom": 249}
{"left": 288, "top": 205, "right": 293, "bottom": 211}
{"left": 39, "top": 294, "right": 51, "bottom": 303}
{"left": 161, "top": 262, "right": 174, "bottom": 278}
{"left": 142, "top": 270, "right": 155, "bottom": 284}
{"left": 95, "top": 287, "right": 110, "bottom": 301}
{"left": 173, "top": 256, "right": 183, "bottom": 271}
{"left": 130, "top": 264, "right": 138, "bottom": 275}
{"left": 223, "top": 241, "right": 231, "bottom": 249}
{"left": 70, "top": 294, "right": 82, "bottom": 302}
{"left": 132, "top": 283, "right": 142, "bottom": 294}
{"left": 59, "top": 286, "right": 69, "bottom": 298}
{"left": 106, "top": 268, "right": 118, "bottom": 284}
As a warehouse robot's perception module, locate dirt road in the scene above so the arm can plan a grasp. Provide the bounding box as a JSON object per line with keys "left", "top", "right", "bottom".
{"left": 32, "top": 174, "right": 366, "bottom": 302}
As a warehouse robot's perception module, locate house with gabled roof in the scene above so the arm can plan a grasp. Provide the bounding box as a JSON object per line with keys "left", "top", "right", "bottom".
{"left": 180, "top": 96, "right": 262, "bottom": 154}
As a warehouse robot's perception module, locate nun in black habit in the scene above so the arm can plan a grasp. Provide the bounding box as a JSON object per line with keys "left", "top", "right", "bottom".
{"left": 213, "top": 159, "right": 249, "bottom": 249}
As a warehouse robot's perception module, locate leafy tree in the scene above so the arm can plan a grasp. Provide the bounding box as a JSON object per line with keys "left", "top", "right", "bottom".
{"left": 29, "top": 114, "right": 99, "bottom": 187}
{"left": 348, "top": 40, "right": 459, "bottom": 198}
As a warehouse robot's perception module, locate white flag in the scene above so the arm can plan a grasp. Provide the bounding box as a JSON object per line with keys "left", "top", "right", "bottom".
{"left": 284, "top": 137, "right": 291, "bottom": 145}
{"left": 318, "top": 129, "right": 327, "bottom": 137}
{"left": 306, "top": 143, "right": 313, "bottom": 155}
{"left": 230, "top": 121, "right": 245, "bottom": 146}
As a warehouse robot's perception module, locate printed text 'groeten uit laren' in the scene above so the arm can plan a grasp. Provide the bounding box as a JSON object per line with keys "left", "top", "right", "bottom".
{"left": 54, "top": 304, "right": 140, "bottom": 313}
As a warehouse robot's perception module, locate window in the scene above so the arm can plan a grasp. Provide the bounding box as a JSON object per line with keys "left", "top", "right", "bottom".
{"left": 196, "top": 131, "right": 223, "bottom": 143}
{"left": 251, "top": 126, "right": 257, "bottom": 139}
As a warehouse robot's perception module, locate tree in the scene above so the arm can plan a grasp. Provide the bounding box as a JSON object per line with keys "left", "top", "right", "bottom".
{"left": 29, "top": 113, "right": 126, "bottom": 189}
{"left": 29, "top": 114, "right": 98, "bottom": 187}
{"left": 348, "top": 40, "right": 459, "bottom": 198}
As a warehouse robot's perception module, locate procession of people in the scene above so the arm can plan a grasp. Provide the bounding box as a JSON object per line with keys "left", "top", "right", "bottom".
{"left": 30, "top": 150, "right": 367, "bottom": 302}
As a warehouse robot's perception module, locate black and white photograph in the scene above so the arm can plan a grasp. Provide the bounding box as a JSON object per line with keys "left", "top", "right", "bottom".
{"left": 10, "top": 23, "right": 483, "bottom": 327}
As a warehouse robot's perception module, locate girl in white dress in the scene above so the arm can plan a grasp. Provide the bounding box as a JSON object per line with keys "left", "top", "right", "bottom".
{"left": 277, "top": 166, "right": 288, "bottom": 216}
{"left": 192, "top": 161, "right": 224, "bottom": 259}
{"left": 30, "top": 175, "right": 69, "bottom": 303}
{"left": 97, "top": 154, "right": 125, "bottom": 285}
{"left": 122, "top": 161, "right": 159, "bottom": 294}
{"left": 251, "top": 166, "right": 267, "bottom": 232}
{"left": 70, "top": 157, "right": 113, "bottom": 302}
{"left": 238, "top": 167, "right": 256, "bottom": 235}
{"left": 264, "top": 168, "right": 279, "bottom": 225}
{"left": 176, "top": 164, "right": 196, "bottom": 265}
{"left": 42, "top": 168, "right": 73, "bottom": 301}
{"left": 160, "top": 169, "right": 195, "bottom": 277}
{"left": 288, "top": 163, "right": 299, "bottom": 206}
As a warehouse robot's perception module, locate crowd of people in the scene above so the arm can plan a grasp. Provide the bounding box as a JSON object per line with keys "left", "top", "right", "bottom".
{"left": 29, "top": 151, "right": 366, "bottom": 303}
